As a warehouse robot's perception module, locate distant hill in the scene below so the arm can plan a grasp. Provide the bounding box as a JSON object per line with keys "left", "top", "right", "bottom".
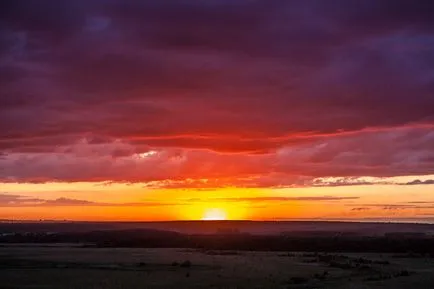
{"left": 1, "top": 220, "right": 434, "bottom": 236}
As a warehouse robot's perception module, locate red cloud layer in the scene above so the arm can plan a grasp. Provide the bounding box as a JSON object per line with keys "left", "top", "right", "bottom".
{"left": 1, "top": 127, "right": 433, "bottom": 186}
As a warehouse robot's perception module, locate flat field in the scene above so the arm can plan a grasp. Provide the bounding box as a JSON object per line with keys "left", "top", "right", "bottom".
{"left": 1, "top": 245, "right": 434, "bottom": 289}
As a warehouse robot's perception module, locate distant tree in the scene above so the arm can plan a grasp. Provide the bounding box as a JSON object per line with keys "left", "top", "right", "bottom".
{"left": 180, "top": 260, "right": 191, "bottom": 268}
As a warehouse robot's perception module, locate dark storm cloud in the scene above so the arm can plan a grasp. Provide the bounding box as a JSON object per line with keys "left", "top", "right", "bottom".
{"left": 1, "top": 0, "right": 434, "bottom": 184}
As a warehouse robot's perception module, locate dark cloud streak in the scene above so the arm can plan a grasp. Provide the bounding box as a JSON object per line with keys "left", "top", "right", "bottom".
{"left": 0, "top": 193, "right": 180, "bottom": 207}
{"left": 187, "top": 196, "right": 360, "bottom": 203}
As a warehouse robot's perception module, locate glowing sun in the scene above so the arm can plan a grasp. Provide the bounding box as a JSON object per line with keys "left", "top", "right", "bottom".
{"left": 202, "top": 208, "right": 227, "bottom": 220}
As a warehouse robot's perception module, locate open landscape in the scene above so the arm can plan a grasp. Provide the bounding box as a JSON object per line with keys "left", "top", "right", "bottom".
{"left": 2, "top": 245, "right": 434, "bottom": 289}
{"left": 2, "top": 221, "right": 434, "bottom": 288}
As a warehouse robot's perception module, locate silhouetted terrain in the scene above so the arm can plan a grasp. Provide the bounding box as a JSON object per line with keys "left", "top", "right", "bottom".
{"left": 1, "top": 221, "right": 434, "bottom": 253}
{"left": 2, "top": 220, "right": 434, "bottom": 235}
{"left": 2, "top": 221, "right": 434, "bottom": 288}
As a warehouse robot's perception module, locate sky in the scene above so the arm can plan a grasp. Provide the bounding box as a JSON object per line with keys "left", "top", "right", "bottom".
{"left": 1, "top": 0, "right": 434, "bottom": 222}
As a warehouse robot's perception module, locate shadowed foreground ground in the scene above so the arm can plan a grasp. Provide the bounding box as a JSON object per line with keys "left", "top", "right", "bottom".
{"left": 1, "top": 245, "right": 434, "bottom": 289}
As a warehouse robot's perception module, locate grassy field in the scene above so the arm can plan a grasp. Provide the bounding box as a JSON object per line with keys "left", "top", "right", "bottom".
{"left": 1, "top": 245, "right": 434, "bottom": 288}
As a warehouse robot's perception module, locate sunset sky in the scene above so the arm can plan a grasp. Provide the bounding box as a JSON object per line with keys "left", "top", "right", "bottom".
{"left": 1, "top": 0, "right": 434, "bottom": 222}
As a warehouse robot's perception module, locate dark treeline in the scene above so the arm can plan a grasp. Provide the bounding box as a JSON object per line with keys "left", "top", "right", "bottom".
{"left": 1, "top": 229, "right": 434, "bottom": 254}
{"left": 2, "top": 221, "right": 433, "bottom": 235}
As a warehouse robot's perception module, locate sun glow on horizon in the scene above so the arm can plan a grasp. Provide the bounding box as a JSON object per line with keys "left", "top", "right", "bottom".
{"left": 201, "top": 208, "right": 227, "bottom": 220}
